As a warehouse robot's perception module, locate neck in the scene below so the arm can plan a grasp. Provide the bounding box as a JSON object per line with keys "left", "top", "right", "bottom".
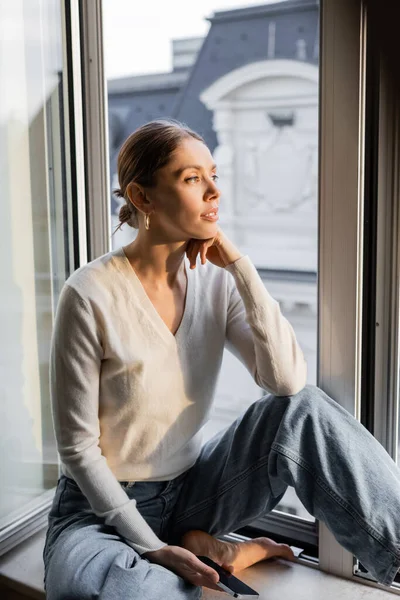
{"left": 123, "top": 231, "right": 187, "bottom": 285}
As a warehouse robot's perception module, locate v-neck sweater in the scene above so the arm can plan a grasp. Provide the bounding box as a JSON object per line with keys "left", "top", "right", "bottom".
{"left": 50, "top": 247, "right": 307, "bottom": 555}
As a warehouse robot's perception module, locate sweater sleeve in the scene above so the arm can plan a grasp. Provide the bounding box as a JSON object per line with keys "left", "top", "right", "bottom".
{"left": 224, "top": 255, "right": 307, "bottom": 396}
{"left": 50, "top": 283, "right": 167, "bottom": 555}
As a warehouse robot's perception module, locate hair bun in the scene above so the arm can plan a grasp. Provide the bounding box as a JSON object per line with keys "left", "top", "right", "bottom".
{"left": 119, "top": 203, "right": 132, "bottom": 224}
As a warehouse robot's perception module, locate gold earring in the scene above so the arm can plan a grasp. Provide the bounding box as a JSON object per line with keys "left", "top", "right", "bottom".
{"left": 144, "top": 213, "right": 151, "bottom": 230}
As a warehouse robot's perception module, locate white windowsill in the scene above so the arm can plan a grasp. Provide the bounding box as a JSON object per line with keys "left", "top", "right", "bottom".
{"left": 0, "top": 528, "right": 397, "bottom": 599}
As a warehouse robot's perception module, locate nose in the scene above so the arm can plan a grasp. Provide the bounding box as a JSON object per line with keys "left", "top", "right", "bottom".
{"left": 205, "top": 177, "right": 220, "bottom": 201}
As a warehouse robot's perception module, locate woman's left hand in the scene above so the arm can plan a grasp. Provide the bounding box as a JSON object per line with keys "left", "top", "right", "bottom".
{"left": 186, "top": 227, "right": 243, "bottom": 270}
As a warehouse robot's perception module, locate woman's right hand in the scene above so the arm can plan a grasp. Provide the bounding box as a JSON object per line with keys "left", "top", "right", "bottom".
{"left": 142, "top": 545, "right": 221, "bottom": 590}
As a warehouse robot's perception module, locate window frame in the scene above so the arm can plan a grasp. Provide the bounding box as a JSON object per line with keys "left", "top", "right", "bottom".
{"left": 316, "top": 0, "right": 365, "bottom": 582}
{"left": 0, "top": 0, "right": 91, "bottom": 557}
{"left": 318, "top": 0, "right": 400, "bottom": 592}
{"left": 355, "top": 0, "right": 400, "bottom": 590}
{"left": 370, "top": 18, "right": 400, "bottom": 463}
{"left": 79, "top": 0, "right": 111, "bottom": 261}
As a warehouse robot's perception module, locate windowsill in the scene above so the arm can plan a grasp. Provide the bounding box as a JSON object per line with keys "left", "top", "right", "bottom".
{"left": 0, "top": 528, "right": 397, "bottom": 600}
{"left": 0, "top": 528, "right": 46, "bottom": 599}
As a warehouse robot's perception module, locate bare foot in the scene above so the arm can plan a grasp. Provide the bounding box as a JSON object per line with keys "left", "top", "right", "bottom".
{"left": 181, "top": 529, "right": 295, "bottom": 574}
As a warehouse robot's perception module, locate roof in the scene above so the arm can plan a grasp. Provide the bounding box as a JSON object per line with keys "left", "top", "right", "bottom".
{"left": 107, "top": 70, "right": 189, "bottom": 95}
{"left": 208, "top": 0, "right": 319, "bottom": 22}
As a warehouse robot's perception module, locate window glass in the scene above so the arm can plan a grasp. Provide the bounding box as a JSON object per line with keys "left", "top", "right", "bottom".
{"left": 104, "top": 0, "right": 319, "bottom": 521}
{"left": 0, "top": 0, "right": 69, "bottom": 529}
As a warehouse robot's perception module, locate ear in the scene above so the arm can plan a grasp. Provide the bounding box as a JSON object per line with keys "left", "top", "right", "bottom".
{"left": 126, "top": 182, "right": 151, "bottom": 213}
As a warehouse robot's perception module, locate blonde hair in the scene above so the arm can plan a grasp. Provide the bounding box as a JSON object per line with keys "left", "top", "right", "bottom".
{"left": 112, "top": 119, "right": 205, "bottom": 234}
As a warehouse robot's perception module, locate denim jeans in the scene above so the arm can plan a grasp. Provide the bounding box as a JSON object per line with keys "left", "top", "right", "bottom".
{"left": 43, "top": 384, "right": 400, "bottom": 599}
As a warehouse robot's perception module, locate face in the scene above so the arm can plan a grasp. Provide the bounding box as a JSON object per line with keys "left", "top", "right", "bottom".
{"left": 145, "top": 137, "right": 221, "bottom": 240}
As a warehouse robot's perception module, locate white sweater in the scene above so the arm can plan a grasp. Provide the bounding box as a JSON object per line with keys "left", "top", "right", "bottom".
{"left": 50, "top": 247, "right": 307, "bottom": 554}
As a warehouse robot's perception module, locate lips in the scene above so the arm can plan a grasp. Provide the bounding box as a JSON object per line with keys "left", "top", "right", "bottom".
{"left": 201, "top": 209, "right": 219, "bottom": 222}
{"left": 201, "top": 205, "right": 219, "bottom": 217}
{"left": 201, "top": 209, "right": 218, "bottom": 217}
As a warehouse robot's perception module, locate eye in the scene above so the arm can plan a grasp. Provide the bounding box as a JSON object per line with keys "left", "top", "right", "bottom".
{"left": 185, "top": 174, "right": 219, "bottom": 183}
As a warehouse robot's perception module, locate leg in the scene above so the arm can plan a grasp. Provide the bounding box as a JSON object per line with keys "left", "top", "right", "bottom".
{"left": 164, "top": 384, "right": 400, "bottom": 587}
{"left": 44, "top": 476, "right": 201, "bottom": 600}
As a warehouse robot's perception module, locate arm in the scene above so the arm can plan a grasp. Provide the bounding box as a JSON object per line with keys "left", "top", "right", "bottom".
{"left": 50, "top": 284, "right": 166, "bottom": 554}
{"left": 225, "top": 256, "right": 307, "bottom": 397}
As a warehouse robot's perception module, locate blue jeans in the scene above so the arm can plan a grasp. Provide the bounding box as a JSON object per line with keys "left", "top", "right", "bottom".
{"left": 43, "top": 385, "right": 400, "bottom": 599}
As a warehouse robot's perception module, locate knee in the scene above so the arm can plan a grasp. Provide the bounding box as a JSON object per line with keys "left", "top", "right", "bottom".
{"left": 303, "top": 383, "right": 325, "bottom": 398}
{"left": 291, "top": 383, "right": 326, "bottom": 400}
{"left": 262, "top": 384, "right": 322, "bottom": 411}
{"left": 257, "top": 384, "right": 324, "bottom": 425}
{"left": 285, "top": 383, "right": 332, "bottom": 415}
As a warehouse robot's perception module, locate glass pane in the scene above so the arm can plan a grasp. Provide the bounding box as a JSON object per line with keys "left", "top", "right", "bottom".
{"left": 104, "top": 0, "right": 318, "bottom": 522}
{"left": 0, "top": 0, "right": 69, "bottom": 528}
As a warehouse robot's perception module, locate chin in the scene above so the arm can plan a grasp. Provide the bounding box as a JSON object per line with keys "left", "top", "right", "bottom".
{"left": 188, "top": 219, "right": 218, "bottom": 239}
{"left": 200, "top": 219, "right": 219, "bottom": 229}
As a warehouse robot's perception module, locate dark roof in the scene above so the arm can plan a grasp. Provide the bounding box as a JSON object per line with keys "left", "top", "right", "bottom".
{"left": 107, "top": 70, "right": 189, "bottom": 95}
{"left": 208, "top": 0, "right": 319, "bottom": 22}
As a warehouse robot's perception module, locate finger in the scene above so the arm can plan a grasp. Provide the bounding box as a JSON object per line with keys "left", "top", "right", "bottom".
{"left": 280, "top": 545, "right": 296, "bottom": 561}
{"left": 187, "top": 573, "right": 221, "bottom": 591}
{"left": 200, "top": 577, "right": 222, "bottom": 591}
{"left": 185, "top": 239, "right": 193, "bottom": 259}
{"left": 189, "top": 242, "right": 200, "bottom": 269}
{"left": 200, "top": 243, "right": 208, "bottom": 265}
{"left": 187, "top": 241, "right": 194, "bottom": 268}
{"left": 191, "top": 558, "right": 219, "bottom": 584}
{"left": 187, "top": 241, "right": 196, "bottom": 268}
{"left": 180, "top": 566, "right": 219, "bottom": 590}
{"left": 221, "top": 563, "right": 234, "bottom": 574}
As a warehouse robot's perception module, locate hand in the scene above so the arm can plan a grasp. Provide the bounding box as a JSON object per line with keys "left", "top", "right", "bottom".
{"left": 142, "top": 545, "right": 221, "bottom": 590}
{"left": 186, "top": 227, "right": 243, "bottom": 269}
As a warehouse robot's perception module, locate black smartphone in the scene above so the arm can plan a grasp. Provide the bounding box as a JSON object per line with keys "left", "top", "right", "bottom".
{"left": 197, "top": 555, "right": 259, "bottom": 598}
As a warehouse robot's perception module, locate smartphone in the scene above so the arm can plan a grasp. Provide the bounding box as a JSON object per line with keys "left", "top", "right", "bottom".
{"left": 197, "top": 555, "right": 259, "bottom": 598}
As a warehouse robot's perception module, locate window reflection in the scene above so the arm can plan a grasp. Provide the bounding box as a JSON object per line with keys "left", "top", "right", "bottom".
{"left": 0, "top": 0, "right": 68, "bottom": 526}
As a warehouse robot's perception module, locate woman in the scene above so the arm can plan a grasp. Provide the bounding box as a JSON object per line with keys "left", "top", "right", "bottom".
{"left": 43, "top": 119, "right": 400, "bottom": 599}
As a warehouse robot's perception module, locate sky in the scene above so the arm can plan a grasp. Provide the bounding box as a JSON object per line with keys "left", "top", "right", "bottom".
{"left": 103, "top": 0, "right": 286, "bottom": 79}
